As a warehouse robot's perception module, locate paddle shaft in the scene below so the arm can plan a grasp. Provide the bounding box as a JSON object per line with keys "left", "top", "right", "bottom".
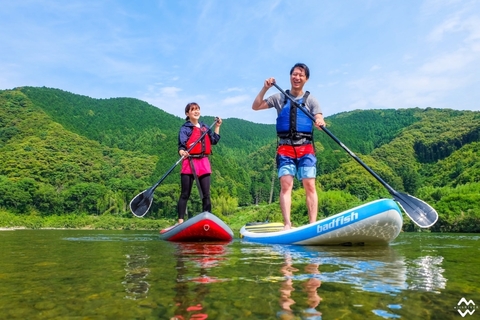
{"left": 274, "top": 83, "right": 439, "bottom": 227}
{"left": 272, "top": 83, "right": 397, "bottom": 195}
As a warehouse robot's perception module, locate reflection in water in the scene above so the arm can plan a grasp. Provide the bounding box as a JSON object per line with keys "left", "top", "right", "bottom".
{"left": 123, "top": 246, "right": 150, "bottom": 300}
{"left": 1, "top": 231, "right": 465, "bottom": 319}
{"left": 407, "top": 256, "right": 446, "bottom": 293}
{"left": 320, "top": 246, "right": 409, "bottom": 295}
{"left": 242, "top": 243, "right": 448, "bottom": 319}
{"left": 253, "top": 245, "right": 410, "bottom": 293}
{"left": 171, "top": 242, "right": 230, "bottom": 320}
{"left": 278, "top": 252, "right": 322, "bottom": 320}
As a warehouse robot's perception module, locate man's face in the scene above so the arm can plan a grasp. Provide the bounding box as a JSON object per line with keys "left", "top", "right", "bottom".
{"left": 290, "top": 67, "right": 308, "bottom": 91}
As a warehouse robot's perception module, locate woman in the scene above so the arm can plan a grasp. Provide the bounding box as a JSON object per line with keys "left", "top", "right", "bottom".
{"left": 177, "top": 102, "right": 222, "bottom": 224}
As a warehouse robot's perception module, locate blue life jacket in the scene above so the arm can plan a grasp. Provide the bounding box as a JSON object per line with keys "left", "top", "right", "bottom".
{"left": 276, "top": 90, "right": 313, "bottom": 139}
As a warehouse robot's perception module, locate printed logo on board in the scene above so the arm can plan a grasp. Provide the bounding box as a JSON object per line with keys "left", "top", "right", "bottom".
{"left": 316, "top": 211, "right": 358, "bottom": 234}
{"left": 454, "top": 298, "right": 477, "bottom": 317}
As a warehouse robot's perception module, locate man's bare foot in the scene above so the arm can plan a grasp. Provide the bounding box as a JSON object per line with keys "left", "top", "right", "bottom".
{"left": 283, "top": 224, "right": 292, "bottom": 231}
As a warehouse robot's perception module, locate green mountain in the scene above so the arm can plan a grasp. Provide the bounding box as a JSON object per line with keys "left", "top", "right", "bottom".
{"left": 1, "top": 86, "right": 479, "bottom": 232}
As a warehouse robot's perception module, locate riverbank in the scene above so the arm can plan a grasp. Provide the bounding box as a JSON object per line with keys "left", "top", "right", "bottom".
{"left": 0, "top": 210, "right": 172, "bottom": 231}
{"left": 0, "top": 205, "right": 266, "bottom": 233}
{"left": 4, "top": 208, "right": 475, "bottom": 233}
{"left": 0, "top": 210, "right": 249, "bottom": 233}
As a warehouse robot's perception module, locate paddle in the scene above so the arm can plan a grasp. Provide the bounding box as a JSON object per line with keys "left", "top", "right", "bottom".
{"left": 272, "top": 83, "right": 438, "bottom": 228}
{"left": 129, "top": 119, "right": 218, "bottom": 217}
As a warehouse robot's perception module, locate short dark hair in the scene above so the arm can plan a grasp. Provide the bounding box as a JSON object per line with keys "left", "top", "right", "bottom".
{"left": 290, "top": 63, "right": 310, "bottom": 79}
{"left": 185, "top": 102, "right": 200, "bottom": 121}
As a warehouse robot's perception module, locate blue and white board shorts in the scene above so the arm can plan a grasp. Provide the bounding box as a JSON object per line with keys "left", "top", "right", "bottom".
{"left": 276, "top": 154, "right": 317, "bottom": 181}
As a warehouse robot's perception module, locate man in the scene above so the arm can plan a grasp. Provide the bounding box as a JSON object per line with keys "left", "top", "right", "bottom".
{"left": 252, "top": 63, "right": 325, "bottom": 230}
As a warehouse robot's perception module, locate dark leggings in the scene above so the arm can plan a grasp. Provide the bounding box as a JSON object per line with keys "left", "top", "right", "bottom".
{"left": 177, "top": 174, "right": 211, "bottom": 220}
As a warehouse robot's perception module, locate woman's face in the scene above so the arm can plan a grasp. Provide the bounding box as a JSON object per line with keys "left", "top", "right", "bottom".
{"left": 186, "top": 105, "right": 201, "bottom": 121}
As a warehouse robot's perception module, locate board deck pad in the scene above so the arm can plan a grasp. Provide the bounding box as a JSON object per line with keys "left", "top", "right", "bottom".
{"left": 244, "top": 222, "right": 288, "bottom": 233}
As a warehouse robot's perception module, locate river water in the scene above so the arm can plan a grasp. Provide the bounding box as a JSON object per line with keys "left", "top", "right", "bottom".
{"left": 0, "top": 230, "right": 479, "bottom": 319}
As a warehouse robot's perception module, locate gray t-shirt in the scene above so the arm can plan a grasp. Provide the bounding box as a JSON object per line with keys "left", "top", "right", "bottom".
{"left": 265, "top": 92, "right": 322, "bottom": 116}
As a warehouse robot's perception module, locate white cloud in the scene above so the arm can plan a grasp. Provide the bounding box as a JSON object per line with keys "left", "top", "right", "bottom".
{"left": 221, "top": 95, "right": 250, "bottom": 106}
{"left": 159, "top": 86, "right": 182, "bottom": 97}
{"left": 419, "top": 49, "right": 476, "bottom": 74}
{"left": 221, "top": 87, "right": 244, "bottom": 93}
{"left": 428, "top": 14, "right": 463, "bottom": 42}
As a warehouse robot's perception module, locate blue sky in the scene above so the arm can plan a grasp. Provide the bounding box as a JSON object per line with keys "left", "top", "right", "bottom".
{"left": 1, "top": 0, "right": 479, "bottom": 124}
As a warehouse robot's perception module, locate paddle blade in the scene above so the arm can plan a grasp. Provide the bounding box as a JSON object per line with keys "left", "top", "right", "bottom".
{"left": 129, "top": 189, "right": 154, "bottom": 218}
{"left": 394, "top": 192, "right": 438, "bottom": 228}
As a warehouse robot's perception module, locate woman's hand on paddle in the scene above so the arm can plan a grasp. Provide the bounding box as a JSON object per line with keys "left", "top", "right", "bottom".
{"left": 179, "top": 150, "right": 189, "bottom": 157}
{"left": 214, "top": 117, "right": 222, "bottom": 134}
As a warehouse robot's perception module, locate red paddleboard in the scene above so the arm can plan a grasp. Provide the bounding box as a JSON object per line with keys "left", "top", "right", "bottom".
{"left": 159, "top": 212, "right": 233, "bottom": 242}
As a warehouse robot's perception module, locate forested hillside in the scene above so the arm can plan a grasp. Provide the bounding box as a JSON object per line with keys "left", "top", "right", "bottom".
{"left": 1, "top": 87, "right": 479, "bottom": 232}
